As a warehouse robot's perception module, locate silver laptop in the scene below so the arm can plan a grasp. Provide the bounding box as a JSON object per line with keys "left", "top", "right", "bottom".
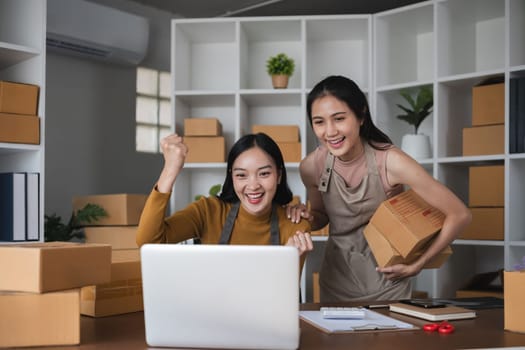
{"left": 140, "top": 244, "right": 300, "bottom": 349}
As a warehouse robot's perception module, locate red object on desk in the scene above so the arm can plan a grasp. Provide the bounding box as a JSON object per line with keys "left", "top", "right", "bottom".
{"left": 423, "top": 321, "right": 455, "bottom": 334}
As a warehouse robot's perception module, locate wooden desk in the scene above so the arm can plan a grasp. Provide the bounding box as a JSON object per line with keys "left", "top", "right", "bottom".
{"left": 18, "top": 304, "right": 525, "bottom": 349}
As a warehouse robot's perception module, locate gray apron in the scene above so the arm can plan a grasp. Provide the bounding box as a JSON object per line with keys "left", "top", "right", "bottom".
{"left": 219, "top": 202, "right": 280, "bottom": 245}
{"left": 318, "top": 143, "right": 411, "bottom": 302}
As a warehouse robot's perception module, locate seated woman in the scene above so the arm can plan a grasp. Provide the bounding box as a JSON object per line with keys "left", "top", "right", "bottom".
{"left": 136, "top": 132, "right": 313, "bottom": 266}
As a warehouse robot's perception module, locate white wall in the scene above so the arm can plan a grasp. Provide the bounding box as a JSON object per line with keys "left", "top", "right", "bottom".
{"left": 45, "top": 0, "right": 174, "bottom": 220}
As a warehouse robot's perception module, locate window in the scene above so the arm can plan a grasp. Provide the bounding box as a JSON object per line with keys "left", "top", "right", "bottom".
{"left": 135, "top": 67, "right": 171, "bottom": 153}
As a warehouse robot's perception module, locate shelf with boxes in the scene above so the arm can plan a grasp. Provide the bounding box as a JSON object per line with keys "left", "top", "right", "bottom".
{"left": 0, "top": 0, "right": 46, "bottom": 243}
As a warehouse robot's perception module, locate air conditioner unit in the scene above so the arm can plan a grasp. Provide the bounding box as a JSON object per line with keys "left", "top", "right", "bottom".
{"left": 47, "top": 0, "right": 149, "bottom": 66}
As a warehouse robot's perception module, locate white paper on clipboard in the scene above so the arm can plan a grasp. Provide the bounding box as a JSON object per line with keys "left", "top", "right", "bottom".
{"left": 299, "top": 308, "right": 416, "bottom": 333}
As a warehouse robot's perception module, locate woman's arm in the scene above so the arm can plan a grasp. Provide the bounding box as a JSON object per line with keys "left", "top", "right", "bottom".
{"left": 377, "top": 148, "right": 472, "bottom": 280}
{"left": 297, "top": 152, "right": 329, "bottom": 230}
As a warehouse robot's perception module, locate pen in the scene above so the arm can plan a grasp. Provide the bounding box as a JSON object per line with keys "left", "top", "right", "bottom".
{"left": 365, "top": 304, "right": 389, "bottom": 309}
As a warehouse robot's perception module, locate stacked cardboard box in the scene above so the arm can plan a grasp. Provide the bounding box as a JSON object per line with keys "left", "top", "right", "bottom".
{"left": 363, "top": 190, "right": 451, "bottom": 269}
{"left": 0, "top": 81, "right": 40, "bottom": 144}
{"left": 460, "top": 165, "right": 504, "bottom": 240}
{"left": 252, "top": 124, "right": 301, "bottom": 162}
{"left": 0, "top": 242, "right": 111, "bottom": 347}
{"left": 462, "top": 82, "right": 504, "bottom": 156}
{"left": 183, "top": 118, "right": 225, "bottom": 162}
{"left": 504, "top": 270, "right": 525, "bottom": 333}
{"left": 72, "top": 193, "right": 147, "bottom": 317}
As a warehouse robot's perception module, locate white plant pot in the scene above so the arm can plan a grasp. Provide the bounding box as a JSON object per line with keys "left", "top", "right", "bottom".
{"left": 401, "top": 134, "right": 432, "bottom": 159}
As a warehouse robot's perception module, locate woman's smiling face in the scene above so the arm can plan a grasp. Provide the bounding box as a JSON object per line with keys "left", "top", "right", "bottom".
{"left": 311, "top": 95, "right": 364, "bottom": 162}
{"left": 231, "top": 146, "right": 281, "bottom": 216}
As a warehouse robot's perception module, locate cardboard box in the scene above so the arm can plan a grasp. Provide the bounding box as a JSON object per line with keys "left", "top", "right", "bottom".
{"left": 455, "top": 289, "right": 503, "bottom": 298}
{"left": 504, "top": 270, "right": 525, "bottom": 333}
{"left": 81, "top": 258, "right": 142, "bottom": 317}
{"left": 0, "top": 289, "right": 80, "bottom": 347}
{"left": 0, "top": 242, "right": 111, "bottom": 293}
{"left": 364, "top": 223, "right": 452, "bottom": 268}
{"left": 459, "top": 207, "right": 504, "bottom": 240}
{"left": 462, "top": 124, "right": 504, "bottom": 156}
{"left": 252, "top": 125, "right": 300, "bottom": 142}
{"left": 0, "top": 113, "right": 40, "bottom": 144}
{"left": 72, "top": 193, "right": 147, "bottom": 226}
{"left": 368, "top": 190, "right": 445, "bottom": 258}
{"left": 184, "top": 136, "right": 225, "bottom": 162}
{"left": 278, "top": 141, "right": 301, "bottom": 162}
{"left": 472, "top": 83, "right": 504, "bottom": 126}
{"left": 84, "top": 226, "right": 139, "bottom": 250}
{"left": 469, "top": 165, "right": 504, "bottom": 207}
{"left": 184, "top": 118, "right": 222, "bottom": 136}
{"left": 112, "top": 249, "right": 141, "bottom": 261}
{"left": 0, "top": 81, "right": 39, "bottom": 115}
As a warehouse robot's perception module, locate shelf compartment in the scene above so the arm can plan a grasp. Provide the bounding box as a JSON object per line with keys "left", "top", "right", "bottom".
{"left": 435, "top": 244, "right": 503, "bottom": 297}
{"left": 375, "top": 85, "right": 434, "bottom": 153}
{"left": 375, "top": 3, "right": 433, "bottom": 88}
{"left": 508, "top": 159, "right": 525, "bottom": 241}
{"left": 508, "top": 245, "right": 525, "bottom": 271}
{"left": 174, "top": 94, "right": 236, "bottom": 152}
{"left": 239, "top": 92, "right": 303, "bottom": 139}
{"left": 0, "top": 0, "right": 45, "bottom": 50}
{"left": 510, "top": 0, "right": 525, "bottom": 68}
{"left": 0, "top": 148, "right": 42, "bottom": 173}
{"left": 437, "top": 0, "right": 505, "bottom": 78}
{"left": 239, "top": 19, "right": 302, "bottom": 90}
{"left": 305, "top": 16, "right": 370, "bottom": 90}
{"left": 436, "top": 74, "right": 504, "bottom": 158}
{"left": 173, "top": 20, "right": 237, "bottom": 91}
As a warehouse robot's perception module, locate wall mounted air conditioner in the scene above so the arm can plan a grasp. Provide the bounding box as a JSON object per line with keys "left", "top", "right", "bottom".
{"left": 47, "top": 0, "right": 149, "bottom": 66}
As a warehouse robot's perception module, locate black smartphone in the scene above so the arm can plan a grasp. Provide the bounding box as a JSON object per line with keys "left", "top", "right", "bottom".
{"left": 400, "top": 299, "right": 447, "bottom": 309}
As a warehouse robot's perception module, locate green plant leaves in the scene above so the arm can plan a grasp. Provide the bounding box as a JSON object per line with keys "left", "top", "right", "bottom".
{"left": 194, "top": 184, "right": 222, "bottom": 201}
{"left": 396, "top": 86, "right": 433, "bottom": 134}
{"left": 266, "top": 53, "right": 295, "bottom": 76}
{"left": 44, "top": 203, "right": 107, "bottom": 242}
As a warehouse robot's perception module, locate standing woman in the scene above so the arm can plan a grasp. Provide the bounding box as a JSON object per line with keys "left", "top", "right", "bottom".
{"left": 136, "top": 133, "right": 313, "bottom": 265}
{"left": 295, "top": 75, "right": 471, "bottom": 302}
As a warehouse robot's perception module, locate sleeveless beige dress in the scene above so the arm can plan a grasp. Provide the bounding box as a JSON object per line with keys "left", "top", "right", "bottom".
{"left": 318, "top": 143, "right": 412, "bottom": 302}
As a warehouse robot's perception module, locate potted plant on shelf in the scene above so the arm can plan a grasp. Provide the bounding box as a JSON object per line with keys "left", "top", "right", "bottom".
{"left": 266, "top": 53, "right": 295, "bottom": 89}
{"left": 396, "top": 86, "right": 433, "bottom": 159}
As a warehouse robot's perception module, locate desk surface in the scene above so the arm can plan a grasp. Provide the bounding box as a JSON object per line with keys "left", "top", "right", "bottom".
{"left": 22, "top": 304, "right": 525, "bottom": 350}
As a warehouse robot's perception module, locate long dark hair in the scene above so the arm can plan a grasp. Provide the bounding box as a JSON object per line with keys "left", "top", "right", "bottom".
{"left": 219, "top": 133, "right": 293, "bottom": 205}
{"left": 307, "top": 75, "right": 392, "bottom": 148}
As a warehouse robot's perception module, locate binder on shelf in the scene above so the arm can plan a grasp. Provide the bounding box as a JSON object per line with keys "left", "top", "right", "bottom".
{"left": 0, "top": 172, "right": 26, "bottom": 242}
{"left": 26, "top": 172, "right": 40, "bottom": 241}
{"left": 517, "top": 77, "right": 525, "bottom": 153}
{"left": 510, "top": 78, "right": 518, "bottom": 153}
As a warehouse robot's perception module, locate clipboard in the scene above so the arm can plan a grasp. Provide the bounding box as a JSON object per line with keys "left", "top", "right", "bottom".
{"left": 299, "top": 308, "right": 418, "bottom": 334}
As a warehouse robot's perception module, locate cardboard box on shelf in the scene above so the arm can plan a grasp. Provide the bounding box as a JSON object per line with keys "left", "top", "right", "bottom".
{"left": 84, "top": 226, "right": 139, "bottom": 250}
{"left": 0, "top": 289, "right": 80, "bottom": 348}
{"left": 277, "top": 141, "right": 301, "bottom": 162}
{"left": 184, "top": 118, "right": 222, "bottom": 136}
{"left": 462, "top": 124, "right": 504, "bottom": 156}
{"left": 0, "top": 242, "right": 111, "bottom": 293}
{"left": 184, "top": 136, "right": 225, "bottom": 162}
{"left": 251, "top": 125, "right": 300, "bottom": 142}
{"left": 368, "top": 189, "right": 445, "bottom": 258}
{"left": 0, "top": 113, "right": 40, "bottom": 144}
{"left": 72, "top": 193, "right": 147, "bottom": 226}
{"left": 472, "top": 83, "right": 504, "bottom": 126}
{"left": 459, "top": 207, "right": 504, "bottom": 240}
{"left": 504, "top": 270, "right": 525, "bottom": 333}
{"left": 0, "top": 81, "right": 39, "bottom": 115}
{"left": 81, "top": 258, "right": 142, "bottom": 317}
{"left": 469, "top": 165, "right": 504, "bottom": 207}
{"left": 364, "top": 223, "right": 451, "bottom": 268}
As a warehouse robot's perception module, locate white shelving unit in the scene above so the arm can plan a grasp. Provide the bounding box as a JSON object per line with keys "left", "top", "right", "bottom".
{"left": 374, "top": 0, "right": 525, "bottom": 298}
{"left": 171, "top": 0, "right": 525, "bottom": 301}
{"left": 0, "top": 0, "right": 46, "bottom": 243}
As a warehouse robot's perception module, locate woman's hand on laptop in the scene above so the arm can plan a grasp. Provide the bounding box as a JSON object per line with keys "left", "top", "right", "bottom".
{"left": 286, "top": 231, "right": 313, "bottom": 256}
